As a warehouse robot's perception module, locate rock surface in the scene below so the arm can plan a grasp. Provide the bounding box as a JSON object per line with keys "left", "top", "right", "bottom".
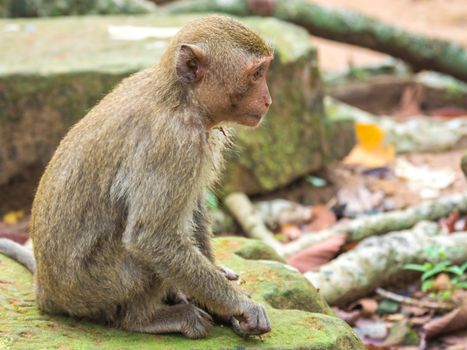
{"left": 0, "top": 237, "right": 364, "bottom": 349}
{"left": 1, "top": 0, "right": 157, "bottom": 18}
{"left": 0, "top": 15, "right": 354, "bottom": 194}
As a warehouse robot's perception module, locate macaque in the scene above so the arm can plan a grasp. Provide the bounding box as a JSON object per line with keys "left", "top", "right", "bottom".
{"left": 0, "top": 15, "right": 273, "bottom": 339}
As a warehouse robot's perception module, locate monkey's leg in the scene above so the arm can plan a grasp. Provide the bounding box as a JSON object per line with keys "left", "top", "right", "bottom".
{"left": 124, "top": 303, "right": 213, "bottom": 339}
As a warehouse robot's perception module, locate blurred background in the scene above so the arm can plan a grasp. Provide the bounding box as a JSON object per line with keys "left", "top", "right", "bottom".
{"left": 0, "top": 0, "right": 466, "bottom": 349}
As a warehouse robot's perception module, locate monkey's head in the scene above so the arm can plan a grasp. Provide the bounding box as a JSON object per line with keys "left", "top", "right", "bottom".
{"left": 162, "top": 15, "right": 274, "bottom": 128}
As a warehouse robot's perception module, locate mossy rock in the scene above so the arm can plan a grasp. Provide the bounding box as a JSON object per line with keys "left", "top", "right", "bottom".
{"left": 0, "top": 15, "right": 354, "bottom": 194}
{"left": 1, "top": 0, "right": 157, "bottom": 17}
{"left": 0, "top": 237, "right": 364, "bottom": 349}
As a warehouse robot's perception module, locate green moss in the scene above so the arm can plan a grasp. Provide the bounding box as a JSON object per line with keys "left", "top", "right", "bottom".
{"left": 0, "top": 237, "right": 364, "bottom": 349}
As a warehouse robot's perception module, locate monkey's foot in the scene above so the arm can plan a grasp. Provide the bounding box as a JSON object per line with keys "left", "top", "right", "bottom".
{"left": 167, "top": 290, "right": 190, "bottom": 305}
{"left": 181, "top": 304, "right": 214, "bottom": 339}
{"left": 124, "top": 304, "right": 213, "bottom": 339}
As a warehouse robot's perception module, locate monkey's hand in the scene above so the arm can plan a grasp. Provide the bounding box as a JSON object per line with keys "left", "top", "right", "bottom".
{"left": 218, "top": 266, "right": 239, "bottom": 281}
{"left": 234, "top": 299, "right": 271, "bottom": 336}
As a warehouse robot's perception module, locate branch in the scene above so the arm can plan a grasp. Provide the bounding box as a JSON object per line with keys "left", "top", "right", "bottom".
{"left": 305, "top": 222, "right": 467, "bottom": 306}
{"left": 375, "top": 288, "right": 452, "bottom": 311}
{"left": 224, "top": 192, "right": 284, "bottom": 257}
{"left": 282, "top": 192, "right": 467, "bottom": 257}
{"left": 165, "top": 0, "right": 467, "bottom": 82}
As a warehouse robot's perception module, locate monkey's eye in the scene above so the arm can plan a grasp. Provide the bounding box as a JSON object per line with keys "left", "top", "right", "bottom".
{"left": 252, "top": 66, "right": 265, "bottom": 81}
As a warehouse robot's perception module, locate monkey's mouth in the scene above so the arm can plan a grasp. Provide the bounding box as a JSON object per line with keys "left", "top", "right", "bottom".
{"left": 246, "top": 113, "right": 263, "bottom": 120}
{"left": 241, "top": 113, "right": 264, "bottom": 127}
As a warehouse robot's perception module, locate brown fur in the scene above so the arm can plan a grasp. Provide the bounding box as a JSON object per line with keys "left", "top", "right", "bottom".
{"left": 29, "top": 15, "right": 272, "bottom": 338}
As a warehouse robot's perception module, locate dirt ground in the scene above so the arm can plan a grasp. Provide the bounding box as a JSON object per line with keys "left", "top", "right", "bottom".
{"left": 311, "top": 0, "right": 467, "bottom": 71}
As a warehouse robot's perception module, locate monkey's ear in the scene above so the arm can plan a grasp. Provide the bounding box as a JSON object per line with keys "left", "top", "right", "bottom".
{"left": 176, "top": 44, "right": 207, "bottom": 84}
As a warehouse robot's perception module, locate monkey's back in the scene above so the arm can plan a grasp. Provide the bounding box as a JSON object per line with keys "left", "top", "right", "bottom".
{"left": 30, "top": 68, "right": 169, "bottom": 318}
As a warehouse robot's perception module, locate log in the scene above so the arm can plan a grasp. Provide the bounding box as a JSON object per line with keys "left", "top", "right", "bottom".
{"left": 305, "top": 222, "right": 467, "bottom": 306}
{"left": 165, "top": 0, "right": 467, "bottom": 82}
{"left": 282, "top": 192, "right": 467, "bottom": 257}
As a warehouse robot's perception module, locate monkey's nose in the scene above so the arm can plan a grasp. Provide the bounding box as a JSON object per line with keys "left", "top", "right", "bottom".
{"left": 264, "top": 95, "right": 272, "bottom": 108}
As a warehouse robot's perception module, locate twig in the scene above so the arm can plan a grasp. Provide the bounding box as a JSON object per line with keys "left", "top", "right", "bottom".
{"left": 375, "top": 288, "right": 453, "bottom": 311}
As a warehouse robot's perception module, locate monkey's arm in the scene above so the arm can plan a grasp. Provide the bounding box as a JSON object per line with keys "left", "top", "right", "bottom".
{"left": 192, "top": 196, "right": 214, "bottom": 262}
{"left": 122, "top": 188, "right": 247, "bottom": 317}
{"left": 193, "top": 197, "right": 239, "bottom": 280}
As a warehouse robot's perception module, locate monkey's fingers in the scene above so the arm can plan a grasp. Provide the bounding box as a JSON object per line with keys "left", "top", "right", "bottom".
{"left": 230, "top": 317, "right": 251, "bottom": 338}
{"left": 237, "top": 305, "right": 271, "bottom": 336}
{"left": 218, "top": 266, "right": 239, "bottom": 281}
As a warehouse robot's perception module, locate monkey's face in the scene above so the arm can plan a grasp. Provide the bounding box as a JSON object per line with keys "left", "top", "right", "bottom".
{"left": 199, "top": 55, "right": 273, "bottom": 128}
{"left": 228, "top": 56, "right": 273, "bottom": 127}
{"left": 175, "top": 43, "right": 272, "bottom": 128}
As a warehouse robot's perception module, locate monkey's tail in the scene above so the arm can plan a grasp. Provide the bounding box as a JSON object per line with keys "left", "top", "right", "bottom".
{"left": 0, "top": 238, "right": 35, "bottom": 273}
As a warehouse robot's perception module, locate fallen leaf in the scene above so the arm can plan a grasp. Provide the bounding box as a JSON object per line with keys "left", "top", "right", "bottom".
{"left": 287, "top": 233, "right": 347, "bottom": 273}
{"left": 424, "top": 307, "right": 467, "bottom": 339}
{"left": 432, "top": 273, "right": 452, "bottom": 292}
{"left": 402, "top": 305, "right": 431, "bottom": 317}
{"left": 349, "top": 298, "right": 379, "bottom": 317}
{"left": 280, "top": 224, "right": 302, "bottom": 241}
{"left": 0, "top": 230, "right": 29, "bottom": 244}
{"left": 354, "top": 318, "right": 388, "bottom": 340}
{"left": 377, "top": 299, "right": 400, "bottom": 315}
{"left": 410, "top": 314, "right": 434, "bottom": 326}
{"left": 395, "top": 158, "right": 456, "bottom": 199}
{"left": 385, "top": 313, "right": 406, "bottom": 322}
{"left": 369, "top": 179, "right": 397, "bottom": 196}
{"left": 305, "top": 205, "right": 336, "bottom": 231}
{"left": 384, "top": 320, "right": 418, "bottom": 346}
{"left": 430, "top": 106, "right": 467, "bottom": 118}
{"left": 439, "top": 211, "right": 460, "bottom": 234}
{"left": 364, "top": 345, "right": 391, "bottom": 350}
{"left": 344, "top": 122, "right": 395, "bottom": 168}
{"left": 337, "top": 184, "right": 385, "bottom": 216}
{"left": 333, "top": 307, "right": 360, "bottom": 325}
{"left": 395, "top": 84, "right": 423, "bottom": 118}
{"left": 3, "top": 210, "right": 25, "bottom": 224}
{"left": 439, "top": 329, "right": 467, "bottom": 348}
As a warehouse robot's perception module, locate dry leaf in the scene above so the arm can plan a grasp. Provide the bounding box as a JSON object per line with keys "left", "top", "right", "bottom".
{"left": 305, "top": 205, "right": 336, "bottom": 231}
{"left": 440, "top": 211, "right": 460, "bottom": 234}
{"left": 3, "top": 210, "right": 25, "bottom": 224}
{"left": 430, "top": 106, "right": 467, "bottom": 118}
{"left": 395, "top": 84, "right": 423, "bottom": 118}
{"left": 344, "top": 122, "right": 395, "bottom": 168}
{"left": 439, "top": 329, "right": 467, "bottom": 348}
{"left": 395, "top": 158, "right": 456, "bottom": 199}
{"left": 333, "top": 307, "right": 361, "bottom": 326}
{"left": 364, "top": 345, "right": 391, "bottom": 350}
{"left": 383, "top": 320, "right": 412, "bottom": 346}
{"left": 349, "top": 298, "right": 379, "bottom": 317}
{"left": 280, "top": 224, "right": 302, "bottom": 241}
{"left": 286, "top": 233, "right": 347, "bottom": 273}
{"left": 355, "top": 318, "right": 388, "bottom": 340}
{"left": 402, "top": 305, "right": 430, "bottom": 317}
{"left": 385, "top": 313, "right": 406, "bottom": 322}
{"left": 432, "top": 273, "right": 452, "bottom": 292}
{"left": 424, "top": 307, "right": 467, "bottom": 339}
{"left": 0, "top": 230, "right": 29, "bottom": 244}
{"left": 410, "top": 314, "right": 433, "bottom": 326}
